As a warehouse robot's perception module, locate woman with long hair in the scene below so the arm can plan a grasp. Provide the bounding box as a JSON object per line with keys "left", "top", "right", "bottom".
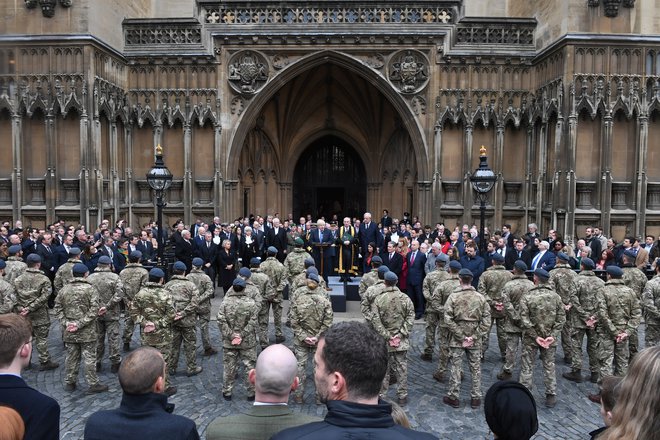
{"left": 596, "top": 249, "right": 616, "bottom": 270}
{"left": 599, "top": 346, "right": 660, "bottom": 440}
{"left": 364, "top": 242, "right": 376, "bottom": 272}
{"left": 218, "top": 239, "right": 236, "bottom": 293}
{"left": 397, "top": 237, "right": 410, "bottom": 293}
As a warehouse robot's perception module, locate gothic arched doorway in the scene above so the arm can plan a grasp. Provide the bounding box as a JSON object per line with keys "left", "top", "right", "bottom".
{"left": 293, "top": 136, "right": 367, "bottom": 221}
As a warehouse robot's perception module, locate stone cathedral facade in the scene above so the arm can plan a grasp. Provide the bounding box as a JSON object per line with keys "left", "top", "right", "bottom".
{"left": 1, "top": 0, "right": 659, "bottom": 241}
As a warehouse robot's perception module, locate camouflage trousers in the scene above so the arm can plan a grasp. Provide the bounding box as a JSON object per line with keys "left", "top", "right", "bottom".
{"left": 381, "top": 350, "right": 408, "bottom": 399}
{"left": 423, "top": 311, "right": 441, "bottom": 356}
{"left": 628, "top": 327, "right": 639, "bottom": 360}
{"left": 646, "top": 324, "right": 660, "bottom": 347}
{"left": 293, "top": 343, "right": 318, "bottom": 400}
{"left": 482, "top": 317, "right": 506, "bottom": 359}
{"left": 32, "top": 323, "right": 53, "bottom": 365}
{"left": 123, "top": 313, "right": 137, "bottom": 345}
{"left": 96, "top": 319, "right": 121, "bottom": 365}
{"left": 570, "top": 327, "right": 599, "bottom": 373}
{"left": 596, "top": 335, "right": 629, "bottom": 379}
{"left": 520, "top": 343, "right": 557, "bottom": 396}
{"left": 171, "top": 324, "right": 199, "bottom": 374}
{"left": 198, "top": 312, "right": 212, "bottom": 351}
{"left": 258, "top": 300, "right": 283, "bottom": 348}
{"left": 222, "top": 347, "right": 256, "bottom": 397}
{"left": 561, "top": 314, "right": 572, "bottom": 361}
{"left": 143, "top": 333, "right": 173, "bottom": 386}
{"left": 65, "top": 341, "right": 99, "bottom": 387}
{"left": 434, "top": 327, "right": 451, "bottom": 375}
{"left": 447, "top": 347, "right": 482, "bottom": 400}
{"left": 502, "top": 332, "right": 522, "bottom": 374}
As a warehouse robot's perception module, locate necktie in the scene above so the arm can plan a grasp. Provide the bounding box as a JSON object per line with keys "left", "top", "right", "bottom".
{"left": 390, "top": 253, "right": 394, "bottom": 260}
{"left": 46, "top": 246, "right": 51, "bottom": 253}
{"left": 207, "top": 242, "right": 210, "bottom": 248}
{"left": 532, "top": 252, "right": 541, "bottom": 269}
{"left": 518, "top": 251, "right": 522, "bottom": 258}
{"left": 411, "top": 252, "right": 416, "bottom": 265}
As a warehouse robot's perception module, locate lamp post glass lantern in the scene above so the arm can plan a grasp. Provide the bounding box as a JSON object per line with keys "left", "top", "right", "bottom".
{"left": 146, "top": 144, "right": 173, "bottom": 266}
{"left": 470, "top": 146, "right": 497, "bottom": 255}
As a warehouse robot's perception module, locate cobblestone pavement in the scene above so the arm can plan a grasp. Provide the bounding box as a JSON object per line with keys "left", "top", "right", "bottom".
{"left": 25, "top": 302, "right": 646, "bottom": 440}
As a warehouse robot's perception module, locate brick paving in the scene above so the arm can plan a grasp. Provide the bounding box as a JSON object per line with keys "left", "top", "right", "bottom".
{"left": 23, "top": 297, "right": 643, "bottom": 440}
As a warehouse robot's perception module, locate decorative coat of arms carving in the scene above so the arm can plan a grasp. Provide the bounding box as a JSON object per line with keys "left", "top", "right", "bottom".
{"left": 228, "top": 51, "right": 269, "bottom": 95}
{"left": 388, "top": 50, "right": 429, "bottom": 94}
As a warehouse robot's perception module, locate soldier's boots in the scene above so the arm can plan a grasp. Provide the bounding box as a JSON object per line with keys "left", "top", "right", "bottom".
{"left": 88, "top": 383, "right": 109, "bottom": 394}
{"left": 432, "top": 371, "right": 445, "bottom": 383}
{"left": 64, "top": 383, "right": 76, "bottom": 392}
{"left": 39, "top": 360, "right": 59, "bottom": 371}
{"left": 420, "top": 353, "right": 432, "bottom": 362}
{"left": 110, "top": 363, "right": 121, "bottom": 374}
{"left": 293, "top": 395, "right": 303, "bottom": 404}
{"left": 442, "top": 396, "right": 460, "bottom": 408}
{"left": 247, "top": 395, "right": 255, "bottom": 402}
{"left": 165, "top": 386, "right": 178, "bottom": 397}
{"left": 545, "top": 394, "right": 557, "bottom": 408}
{"left": 496, "top": 370, "right": 512, "bottom": 380}
{"left": 470, "top": 398, "right": 481, "bottom": 409}
{"left": 187, "top": 366, "right": 203, "bottom": 377}
{"left": 562, "top": 369, "right": 584, "bottom": 383}
{"left": 275, "top": 335, "right": 286, "bottom": 343}
{"left": 590, "top": 372, "right": 599, "bottom": 383}
{"left": 203, "top": 347, "right": 218, "bottom": 356}
{"left": 123, "top": 342, "right": 131, "bottom": 352}
{"left": 389, "top": 375, "right": 397, "bottom": 385}
{"left": 96, "top": 362, "right": 102, "bottom": 372}
{"left": 398, "top": 396, "right": 408, "bottom": 406}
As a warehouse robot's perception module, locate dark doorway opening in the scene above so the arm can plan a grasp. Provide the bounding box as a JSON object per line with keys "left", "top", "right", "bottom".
{"left": 293, "top": 136, "right": 367, "bottom": 221}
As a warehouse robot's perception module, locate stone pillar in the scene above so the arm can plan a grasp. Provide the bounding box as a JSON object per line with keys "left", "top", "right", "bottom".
{"left": 45, "top": 113, "right": 56, "bottom": 224}
{"left": 110, "top": 120, "right": 119, "bottom": 223}
{"left": 523, "top": 125, "right": 534, "bottom": 229}
{"left": 636, "top": 114, "right": 649, "bottom": 235}
{"left": 535, "top": 121, "right": 547, "bottom": 229}
{"left": 224, "top": 181, "right": 238, "bottom": 219}
{"left": 566, "top": 107, "right": 578, "bottom": 243}
{"left": 80, "top": 84, "right": 91, "bottom": 227}
{"left": 601, "top": 112, "right": 613, "bottom": 234}
{"left": 126, "top": 124, "right": 134, "bottom": 223}
{"left": 553, "top": 115, "right": 568, "bottom": 238}
{"left": 367, "top": 182, "right": 381, "bottom": 213}
{"left": 463, "top": 124, "right": 474, "bottom": 226}
{"left": 183, "top": 123, "right": 193, "bottom": 225}
{"left": 494, "top": 124, "right": 505, "bottom": 228}
{"left": 11, "top": 113, "right": 22, "bottom": 221}
{"left": 91, "top": 112, "right": 103, "bottom": 225}
{"left": 431, "top": 123, "right": 443, "bottom": 220}
{"left": 279, "top": 182, "right": 292, "bottom": 217}
{"left": 417, "top": 181, "right": 432, "bottom": 222}
{"left": 213, "top": 123, "right": 223, "bottom": 218}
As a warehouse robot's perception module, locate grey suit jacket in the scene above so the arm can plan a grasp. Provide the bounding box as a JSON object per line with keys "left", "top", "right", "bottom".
{"left": 205, "top": 404, "right": 321, "bottom": 440}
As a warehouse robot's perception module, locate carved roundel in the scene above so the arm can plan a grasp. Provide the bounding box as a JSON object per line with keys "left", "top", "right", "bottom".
{"left": 387, "top": 49, "right": 429, "bottom": 95}
{"left": 227, "top": 50, "right": 269, "bottom": 96}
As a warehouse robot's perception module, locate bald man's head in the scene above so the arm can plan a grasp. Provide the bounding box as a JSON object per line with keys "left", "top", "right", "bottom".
{"left": 252, "top": 344, "right": 298, "bottom": 401}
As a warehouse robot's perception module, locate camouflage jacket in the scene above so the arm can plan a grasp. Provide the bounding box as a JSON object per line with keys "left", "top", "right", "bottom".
{"left": 13, "top": 268, "right": 52, "bottom": 326}
{"left": 0, "top": 278, "right": 17, "bottom": 314}
{"left": 372, "top": 286, "right": 415, "bottom": 352}
{"left": 54, "top": 278, "right": 99, "bottom": 343}
{"left": 642, "top": 274, "right": 660, "bottom": 326}
{"left": 622, "top": 265, "right": 648, "bottom": 300}
{"left": 260, "top": 257, "right": 287, "bottom": 300}
{"left": 292, "top": 271, "right": 327, "bottom": 293}
{"left": 548, "top": 264, "right": 578, "bottom": 305}
{"left": 360, "top": 280, "right": 386, "bottom": 323}
{"left": 597, "top": 279, "right": 642, "bottom": 338}
{"left": 216, "top": 288, "right": 259, "bottom": 349}
{"left": 444, "top": 286, "right": 491, "bottom": 349}
{"left": 283, "top": 248, "right": 312, "bottom": 286}
{"left": 477, "top": 265, "right": 513, "bottom": 318}
{"left": 501, "top": 275, "right": 535, "bottom": 333}
{"left": 4, "top": 257, "right": 27, "bottom": 286}
{"left": 54, "top": 258, "right": 78, "bottom": 294}
{"left": 250, "top": 269, "right": 275, "bottom": 303}
{"left": 290, "top": 286, "right": 333, "bottom": 345}
{"left": 164, "top": 275, "right": 200, "bottom": 327}
{"left": 570, "top": 271, "right": 605, "bottom": 328}
{"left": 119, "top": 263, "right": 149, "bottom": 302}
{"left": 187, "top": 269, "right": 214, "bottom": 315}
{"left": 423, "top": 269, "right": 451, "bottom": 312}
{"left": 519, "top": 284, "right": 566, "bottom": 344}
{"left": 87, "top": 267, "right": 125, "bottom": 321}
{"left": 359, "top": 269, "right": 379, "bottom": 298}
{"left": 131, "top": 282, "right": 175, "bottom": 343}
{"left": 432, "top": 276, "right": 461, "bottom": 328}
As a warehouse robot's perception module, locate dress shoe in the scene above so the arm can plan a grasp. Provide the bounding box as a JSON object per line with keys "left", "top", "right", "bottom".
{"left": 165, "top": 386, "right": 178, "bottom": 397}
{"left": 588, "top": 393, "right": 602, "bottom": 404}
{"left": 562, "top": 370, "right": 584, "bottom": 383}
{"left": 203, "top": 347, "right": 218, "bottom": 356}
{"left": 123, "top": 342, "right": 131, "bottom": 352}
{"left": 432, "top": 371, "right": 445, "bottom": 383}
{"left": 64, "top": 383, "right": 76, "bottom": 392}
{"left": 293, "top": 395, "right": 303, "bottom": 404}
{"left": 389, "top": 375, "right": 397, "bottom": 385}
{"left": 590, "top": 372, "right": 599, "bottom": 383}
{"left": 96, "top": 362, "right": 102, "bottom": 372}
{"left": 398, "top": 396, "right": 408, "bottom": 406}
{"left": 470, "top": 398, "right": 481, "bottom": 409}
{"left": 496, "top": 371, "right": 512, "bottom": 380}
{"left": 420, "top": 353, "right": 432, "bottom": 362}
{"left": 222, "top": 393, "right": 231, "bottom": 401}
{"left": 88, "top": 383, "right": 109, "bottom": 394}
{"left": 564, "top": 356, "right": 572, "bottom": 365}
{"left": 545, "top": 394, "right": 557, "bottom": 408}
{"left": 187, "top": 366, "right": 203, "bottom": 377}
{"left": 39, "top": 360, "right": 59, "bottom": 371}
{"left": 110, "top": 363, "right": 121, "bottom": 374}
{"left": 247, "top": 395, "right": 255, "bottom": 402}
{"left": 442, "top": 396, "right": 460, "bottom": 408}
{"left": 275, "top": 335, "right": 286, "bottom": 343}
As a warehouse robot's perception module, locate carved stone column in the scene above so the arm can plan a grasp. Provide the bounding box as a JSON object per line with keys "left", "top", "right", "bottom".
{"left": 601, "top": 112, "right": 613, "bottom": 234}
{"left": 126, "top": 123, "right": 135, "bottom": 223}
{"left": 80, "top": 106, "right": 91, "bottom": 226}
{"left": 523, "top": 125, "right": 534, "bottom": 229}
{"left": 91, "top": 112, "right": 103, "bottom": 223}
{"left": 11, "top": 113, "right": 22, "bottom": 221}
{"left": 213, "top": 123, "right": 223, "bottom": 218}
{"left": 417, "top": 181, "right": 432, "bottom": 222}
{"left": 566, "top": 104, "right": 578, "bottom": 243}
{"left": 535, "top": 121, "right": 547, "bottom": 230}
{"left": 494, "top": 124, "right": 504, "bottom": 228}
{"left": 636, "top": 114, "right": 649, "bottom": 235}
{"left": 463, "top": 124, "right": 474, "bottom": 225}
{"left": 431, "top": 123, "right": 443, "bottom": 220}
{"left": 279, "top": 182, "right": 292, "bottom": 217}
{"left": 553, "top": 115, "right": 567, "bottom": 238}
{"left": 110, "top": 120, "right": 119, "bottom": 223}
{"left": 45, "top": 113, "right": 56, "bottom": 224}
{"left": 183, "top": 123, "right": 192, "bottom": 225}
{"left": 224, "top": 181, "right": 238, "bottom": 219}
{"left": 367, "top": 182, "right": 381, "bottom": 214}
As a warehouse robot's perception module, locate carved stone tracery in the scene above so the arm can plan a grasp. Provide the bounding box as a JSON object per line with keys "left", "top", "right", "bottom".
{"left": 388, "top": 50, "right": 429, "bottom": 94}
{"left": 228, "top": 51, "right": 269, "bottom": 96}
{"left": 24, "top": 0, "right": 71, "bottom": 18}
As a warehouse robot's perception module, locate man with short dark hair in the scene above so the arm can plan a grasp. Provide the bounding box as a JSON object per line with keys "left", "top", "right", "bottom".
{"left": 83, "top": 346, "right": 200, "bottom": 440}
{"left": 0, "top": 314, "right": 60, "bottom": 440}
{"left": 271, "top": 321, "right": 436, "bottom": 440}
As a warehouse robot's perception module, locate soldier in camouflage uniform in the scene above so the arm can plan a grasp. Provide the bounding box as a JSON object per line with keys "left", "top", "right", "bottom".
{"left": 563, "top": 257, "right": 605, "bottom": 384}
{"left": 519, "top": 268, "right": 566, "bottom": 408}
{"left": 358, "top": 255, "right": 383, "bottom": 299}
{"left": 247, "top": 258, "right": 276, "bottom": 349}
{"left": 372, "top": 271, "right": 414, "bottom": 405}
{"left": 54, "top": 247, "right": 81, "bottom": 296}
{"left": 164, "top": 261, "right": 202, "bottom": 377}
{"left": 131, "top": 267, "right": 177, "bottom": 396}
{"left": 87, "top": 255, "right": 125, "bottom": 373}
{"left": 477, "top": 253, "right": 513, "bottom": 361}
{"left": 421, "top": 253, "right": 450, "bottom": 361}
{"left": 216, "top": 277, "right": 260, "bottom": 400}
{"left": 620, "top": 249, "right": 647, "bottom": 360}
{"left": 497, "top": 260, "right": 534, "bottom": 381}
{"left": 289, "top": 271, "right": 333, "bottom": 404}
{"left": 4, "top": 245, "right": 27, "bottom": 286}
{"left": 0, "top": 260, "right": 17, "bottom": 313}
{"left": 283, "top": 237, "right": 312, "bottom": 291}
{"left": 55, "top": 263, "right": 108, "bottom": 393}
{"left": 360, "top": 265, "right": 389, "bottom": 324}
{"left": 188, "top": 257, "right": 218, "bottom": 356}
{"left": 120, "top": 251, "right": 149, "bottom": 351}
{"left": 642, "top": 259, "right": 660, "bottom": 347}
{"left": 290, "top": 259, "right": 328, "bottom": 294}
{"left": 548, "top": 252, "right": 578, "bottom": 365}
{"left": 442, "top": 268, "right": 490, "bottom": 409}
{"left": 13, "top": 254, "right": 58, "bottom": 370}
{"left": 259, "top": 247, "right": 287, "bottom": 343}
{"left": 431, "top": 260, "right": 462, "bottom": 383}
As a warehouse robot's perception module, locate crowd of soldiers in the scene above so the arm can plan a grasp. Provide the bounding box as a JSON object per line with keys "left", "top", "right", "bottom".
{"left": 0, "top": 216, "right": 659, "bottom": 412}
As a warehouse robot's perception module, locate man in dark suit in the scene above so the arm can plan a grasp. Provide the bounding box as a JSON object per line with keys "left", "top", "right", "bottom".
{"left": 84, "top": 346, "right": 199, "bottom": 440}
{"left": 406, "top": 239, "right": 427, "bottom": 319}
{"left": 0, "top": 314, "right": 60, "bottom": 440}
{"left": 206, "top": 344, "right": 320, "bottom": 440}
{"left": 530, "top": 240, "right": 555, "bottom": 271}
{"left": 505, "top": 238, "right": 532, "bottom": 270}
{"left": 136, "top": 230, "right": 154, "bottom": 262}
{"left": 380, "top": 241, "right": 403, "bottom": 277}
{"left": 174, "top": 230, "right": 195, "bottom": 271}
{"left": 358, "top": 212, "right": 382, "bottom": 271}
{"left": 308, "top": 219, "right": 334, "bottom": 285}
{"left": 380, "top": 209, "right": 392, "bottom": 228}
{"left": 36, "top": 232, "right": 57, "bottom": 281}
{"left": 265, "top": 217, "right": 288, "bottom": 262}
{"left": 195, "top": 231, "right": 218, "bottom": 281}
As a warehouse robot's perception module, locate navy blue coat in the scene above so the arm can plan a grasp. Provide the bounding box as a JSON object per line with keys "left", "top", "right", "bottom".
{"left": 0, "top": 374, "right": 60, "bottom": 440}
{"left": 406, "top": 250, "right": 427, "bottom": 286}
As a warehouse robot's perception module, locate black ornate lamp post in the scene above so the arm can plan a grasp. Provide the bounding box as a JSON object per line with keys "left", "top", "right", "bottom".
{"left": 146, "top": 144, "right": 172, "bottom": 267}
{"left": 470, "top": 146, "right": 497, "bottom": 256}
